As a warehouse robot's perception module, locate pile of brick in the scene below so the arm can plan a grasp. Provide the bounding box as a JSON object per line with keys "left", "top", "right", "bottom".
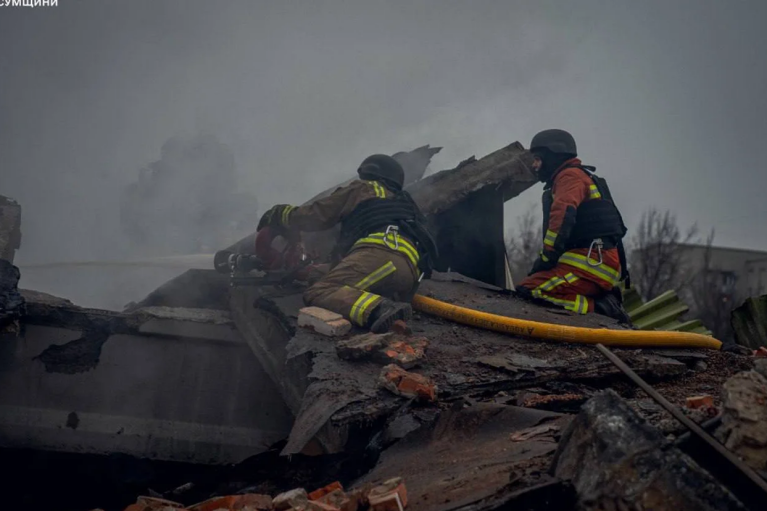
{"left": 299, "top": 306, "right": 438, "bottom": 402}
{"left": 114, "top": 478, "right": 407, "bottom": 511}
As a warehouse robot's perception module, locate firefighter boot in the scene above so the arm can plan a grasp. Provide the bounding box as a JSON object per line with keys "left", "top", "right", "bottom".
{"left": 594, "top": 288, "right": 632, "bottom": 325}
{"left": 368, "top": 299, "right": 413, "bottom": 333}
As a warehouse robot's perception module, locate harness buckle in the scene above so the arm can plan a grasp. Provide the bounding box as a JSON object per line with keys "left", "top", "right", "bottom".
{"left": 587, "top": 238, "right": 604, "bottom": 267}
{"left": 383, "top": 225, "right": 400, "bottom": 250}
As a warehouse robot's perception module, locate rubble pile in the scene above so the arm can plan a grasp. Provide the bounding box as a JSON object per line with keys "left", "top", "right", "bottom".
{"left": 4, "top": 139, "right": 767, "bottom": 511}
{"left": 117, "top": 478, "right": 406, "bottom": 511}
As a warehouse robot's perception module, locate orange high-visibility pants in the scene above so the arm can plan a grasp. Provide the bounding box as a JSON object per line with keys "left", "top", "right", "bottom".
{"left": 518, "top": 265, "right": 605, "bottom": 314}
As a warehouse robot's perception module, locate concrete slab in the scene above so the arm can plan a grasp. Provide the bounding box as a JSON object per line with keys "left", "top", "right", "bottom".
{"left": 0, "top": 322, "right": 293, "bottom": 464}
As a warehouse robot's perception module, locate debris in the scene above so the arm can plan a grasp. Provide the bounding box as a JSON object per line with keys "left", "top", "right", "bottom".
{"left": 552, "top": 390, "right": 745, "bottom": 510}
{"left": 731, "top": 295, "right": 767, "bottom": 350}
{"left": 273, "top": 488, "right": 310, "bottom": 510}
{"left": 754, "top": 346, "right": 767, "bottom": 358}
{"left": 715, "top": 370, "right": 767, "bottom": 472}
{"left": 128, "top": 496, "right": 186, "bottom": 510}
{"left": 298, "top": 307, "right": 352, "bottom": 337}
{"left": 509, "top": 423, "right": 560, "bottom": 442}
{"left": 308, "top": 481, "right": 344, "bottom": 501}
{"left": 312, "top": 489, "right": 356, "bottom": 511}
{"left": 367, "top": 477, "right": 408, "bottom": 511}
{"left": 336, "top": 332, "right": 391, "bottom": 358}
{"left": 380, "top": 338, "right": 428, "bottom": 368}
{"left": 390, "top": 320, "right": 412, "bottom": 336}
{"left": 686, "top": 394, "right": 715, "bottom": 409}
{"left": 170, "top": 482, "right": 195, "bottom": 496}
{"left": 379, "top": 364, "right": 437, "bottom": 401}
{"left": 336, "top": 332, "right": 428, "bottom": 368}
{"left": 190, "top": 494, "right": 273, "bottom": 511}
{"left": 519, "top": 393, "right": 587, "bottom": 413}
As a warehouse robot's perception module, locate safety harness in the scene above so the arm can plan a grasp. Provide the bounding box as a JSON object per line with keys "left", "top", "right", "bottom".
{"left": 542, "top": 165, "right": 631, "bottom": 288}
{"left": 336, "top": 187, "right": 439, "bottom": 278}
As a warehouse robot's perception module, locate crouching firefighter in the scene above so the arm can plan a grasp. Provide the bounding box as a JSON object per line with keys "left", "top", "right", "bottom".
{"left": 257, "top": 154, "right": 438, "bottom": 333}
{"left": 515, "top": 129, "right": 632, "bottom": 323}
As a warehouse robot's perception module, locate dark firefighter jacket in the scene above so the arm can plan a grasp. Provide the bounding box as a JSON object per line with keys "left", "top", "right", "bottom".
{"left": 265, "top": 179, "right": 437, "bottom": 275}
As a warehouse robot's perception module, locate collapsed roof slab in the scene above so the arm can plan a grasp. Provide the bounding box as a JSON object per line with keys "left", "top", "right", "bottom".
{"left": 0, "top": 291, "right": 293, "bottom": 464}
{"left": 222, "top": 142, "right": 536, "bottom": 258}
{"left": 229, "top": 272, "right": 692, "bottom": 457}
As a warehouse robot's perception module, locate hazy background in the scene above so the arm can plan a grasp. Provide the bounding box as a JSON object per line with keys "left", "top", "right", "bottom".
{"left": 2, "top": 0, "right": 766, "bottom": 309}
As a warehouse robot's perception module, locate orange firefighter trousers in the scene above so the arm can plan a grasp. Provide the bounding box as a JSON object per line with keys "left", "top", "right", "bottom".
{"left": 517, "top": 247, "right": 621, "bottom": 314}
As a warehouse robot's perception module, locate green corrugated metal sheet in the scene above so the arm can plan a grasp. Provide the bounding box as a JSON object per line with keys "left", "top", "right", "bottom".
{"left": 622, "top": 287, "right": 712, "bottom": 336}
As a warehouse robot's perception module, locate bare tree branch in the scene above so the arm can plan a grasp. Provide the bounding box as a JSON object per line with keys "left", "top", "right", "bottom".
{"left": 684, "top": 229, "right": 739, "bottom": 341}
{"left": 505, "top": 204, "right": 541, "bottom": 285}
{"left": 628, "top": 208, "right": 698, "bottom": 301}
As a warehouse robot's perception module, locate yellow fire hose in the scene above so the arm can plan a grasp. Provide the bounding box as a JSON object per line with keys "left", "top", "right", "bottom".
{"left": 412, "top": 294, "right": 723, "bottom": 350}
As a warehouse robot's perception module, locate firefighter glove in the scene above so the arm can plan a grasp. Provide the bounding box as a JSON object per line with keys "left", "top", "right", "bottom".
{"left": 529, "top": 251, "right": 557, "bottom": 275}
{"left": 257, "top": 204, "right": 294, "bottom": 231}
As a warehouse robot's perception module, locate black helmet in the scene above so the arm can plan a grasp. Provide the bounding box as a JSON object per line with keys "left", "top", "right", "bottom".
{"left": 357, "top": 154, "right": 405, "bottom": 190}
{"left": 530, "top": 129, "right": 577, "bottom": 156}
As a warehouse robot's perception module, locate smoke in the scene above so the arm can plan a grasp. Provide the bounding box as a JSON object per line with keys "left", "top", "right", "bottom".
{"left": 120, "top": 132, "right": 258, "bottom": 256}
{"left": 2, "top": 0, "right": 766, "bottom": 308}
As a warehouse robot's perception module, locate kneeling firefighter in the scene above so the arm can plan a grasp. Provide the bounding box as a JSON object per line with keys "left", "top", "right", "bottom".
{"left": 516, "top": 129, "right": 632, "bottom": 323}
{"left": 257, "top": 154, "right": 438, "bottom": 333}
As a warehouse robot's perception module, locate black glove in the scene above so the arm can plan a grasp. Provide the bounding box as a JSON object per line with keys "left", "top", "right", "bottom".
{"left": 257, "top": 204, "right": 293, "bottom": 231}
{"left": 528, "top": 251, "right": 557, "bottom": 275}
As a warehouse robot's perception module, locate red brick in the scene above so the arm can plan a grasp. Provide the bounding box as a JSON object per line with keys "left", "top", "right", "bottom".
{"left": 306, "top": 502, "right": 340, "bottom": 511}
{"left": 754, "top": 347, "right": 767, "bottom": 358}
{"left": 379, "top": 364, "right": 437, "bottom": 401}
{"left": 191, "top": 494, "right": 272, "bottom": 511}
{"left": 337, "top": 334, "right": 427, "bottom": 369}
{"left": 686, "top": 395, "right": 715, "bottom": 409}
{"left": 134, "top": 496, "right": 186, "bottom": 510}
{"left": 308, "top": 481, "right": 343, "bottom": 501}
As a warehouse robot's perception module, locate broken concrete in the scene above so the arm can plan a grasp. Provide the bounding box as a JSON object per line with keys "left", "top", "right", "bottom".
{"left": 0, "top": 194, "right": 22, "bottom": 263}
{"left": 355, "top": 403, "right": 570, "bottom": 510}
{"left": 230, "top": 272, "right": 692, "bottom": 458}
{"left": 336, "top": 332, "right": 427, "bottom": 369}
{"left": 715, "top": 370, "right": 767, "bottom": 472}
{"left": 1, "top": 291, "right": 293, "bottom": 464}
{"left": 552, "top": 390, "right": 745, "bottom": 510}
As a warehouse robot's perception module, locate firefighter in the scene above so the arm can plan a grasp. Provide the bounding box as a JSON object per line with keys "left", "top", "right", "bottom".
{"left": 516, "top": 129, "right": 631, "bottom": 323}
{"left": 257, "top": 154, "right": 438, "bottom": 333}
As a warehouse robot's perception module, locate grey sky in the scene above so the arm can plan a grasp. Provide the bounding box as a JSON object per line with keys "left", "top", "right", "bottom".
{"left": 2, "top": 0, "right": 766, "bottom": 304}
